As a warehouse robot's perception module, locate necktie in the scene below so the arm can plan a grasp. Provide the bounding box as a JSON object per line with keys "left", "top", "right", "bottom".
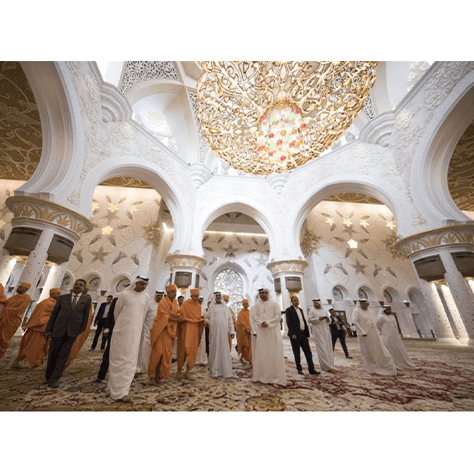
{"left": 72, "top": 294, "right": 78, "bottom": 307}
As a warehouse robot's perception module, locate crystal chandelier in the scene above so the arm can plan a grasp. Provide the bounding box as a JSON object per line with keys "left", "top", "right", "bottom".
{"left": 197, "top": 61, "right": 378, "bottom": 175}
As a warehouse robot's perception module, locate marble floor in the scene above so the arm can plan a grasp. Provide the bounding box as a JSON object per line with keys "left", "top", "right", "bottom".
{"left": 1, "top": 334, "right": 474, "bottom": 411}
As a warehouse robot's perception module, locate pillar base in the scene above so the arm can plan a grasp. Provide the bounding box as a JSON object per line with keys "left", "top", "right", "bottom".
{"left": 435, "top": 337, "right": 461, "bottom": 345}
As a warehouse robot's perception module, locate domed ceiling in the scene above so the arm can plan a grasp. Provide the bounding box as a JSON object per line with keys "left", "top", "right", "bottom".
{"left": 1, "top": 61, "right": 473, "bottom": 211}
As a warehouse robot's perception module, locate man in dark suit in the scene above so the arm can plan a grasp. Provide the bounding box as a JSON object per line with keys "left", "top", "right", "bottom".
{"left": 329, "top": 308, "right": 352, "bottom": 359}
{"left": 96, "top": 296, "right": 118, "bottom": 383}
{"left": 90, "top": 295, "right": 114, "bottom": 351}
{"left": 44, "top": 278, "right": 92, "bottom": 388}
{"left": 285, "top": 295, "right": 320, "bottom": 375}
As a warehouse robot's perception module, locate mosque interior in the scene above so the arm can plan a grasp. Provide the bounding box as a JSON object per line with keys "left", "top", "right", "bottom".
{"left": 1, "top": 61, "right": 474, "bottom": 415}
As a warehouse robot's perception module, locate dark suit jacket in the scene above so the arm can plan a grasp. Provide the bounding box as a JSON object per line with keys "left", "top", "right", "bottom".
{"left": 329, "top": 315, "right": 346, "bottom": 336}
{"left": 46, "top": 293, "right": 92, "bottom": 338}
{"left": 104, "top": 297, "right": 118, "bottom": 334}
{"left": 93, "top": 302, "right": 110, "bottom": 325}
{"left": 285, "top": 305, "right": 310, "bottom": 339}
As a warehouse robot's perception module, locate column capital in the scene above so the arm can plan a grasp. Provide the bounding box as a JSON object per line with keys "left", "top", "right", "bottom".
{"left": 165, "top": 253, "right": 207, "bottom": 272}
{"left": 266, "top": 258, "right": 308, "bottom": 277}
{"left": 394, "top": 223, "right": 474, "bottom": 259}
{"left": 6, "top": 195, "right": 93, "bottom": 240}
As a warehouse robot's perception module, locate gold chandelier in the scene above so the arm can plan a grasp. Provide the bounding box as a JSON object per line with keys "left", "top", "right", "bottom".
{"left": 196, "top": 61, "right": 378, "bottom": 175}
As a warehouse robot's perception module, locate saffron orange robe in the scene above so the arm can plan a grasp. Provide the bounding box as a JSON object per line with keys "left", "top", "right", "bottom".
{"left": 17, "top": 297, "right": 56, "bottom": 367}
{"left": 65, "top": 303, "right": 93, "bottom": 367}
{"left": 228, "top": 308, "right": 235, "bottom": 350}
{"left": 148, "top": 296, "right": 179, "bottom": 380}
{"left": 176, "top": 299, "right": 205, "bottom": 371}
{"left": 0, "top": 293, "right": 31, "bottom": 357}
{"left": 0, "top": 283, "right": 7, "bottom": 308}
{"left": 236, "top": 308, "right": 252, "bottom": 363}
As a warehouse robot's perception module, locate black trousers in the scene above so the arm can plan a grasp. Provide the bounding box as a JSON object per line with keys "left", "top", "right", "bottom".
{"left": 331, "top": 331, "right": 349, "bottom": 357}
{"left": 290, "top": 335, "right": 315, "bottom": 372}
{"left": 97, "top": 334, "right": 111, "bottom": 381}
{"left": 45, "top": 333, "right": 77, "bottom": 383}
{"left": 205, "top": 326, "right": 210, "bottom": 356}
{"left": 91, "top": 319, "right": 108, "bottom": 350}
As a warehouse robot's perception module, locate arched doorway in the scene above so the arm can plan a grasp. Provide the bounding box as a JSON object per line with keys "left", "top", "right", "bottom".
{"left": 213, "top": 267, "right": 244, "bottom": 316}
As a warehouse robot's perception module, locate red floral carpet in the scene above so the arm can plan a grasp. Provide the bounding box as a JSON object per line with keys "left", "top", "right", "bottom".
{"left": 1, "top": 336, "right": 473, "bottom": 411}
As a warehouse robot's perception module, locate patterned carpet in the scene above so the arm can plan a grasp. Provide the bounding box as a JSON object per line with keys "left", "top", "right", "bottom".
{"left": 1, "top": 335, "right": 474, "bottom": 411}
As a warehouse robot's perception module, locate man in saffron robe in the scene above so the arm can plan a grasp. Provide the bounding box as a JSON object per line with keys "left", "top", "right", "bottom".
{"left": 0, "top": 282, "right": 7, "bottom": 312}
{"left": 195, "top": 296, "right": 207, "bottom": 366}
{"left": 172, "top": 294, "right": 185, "bottom": 362}
{"left": 148, "top": 284, "right": 180, "bottom": 384}
{"left": 0, "top": 282, "right": 32, "bottom": 358}
{"left": 64, "top": 282, "right": 93, "bottom": 368}
{"left": 236, "top": 299, "right": 252, "bottom": 364}
{"left": 175, "top": 288, "right": 205, "bottom": 380}
{"left": 11, "top": 288, "right": 61, "bottom": 368}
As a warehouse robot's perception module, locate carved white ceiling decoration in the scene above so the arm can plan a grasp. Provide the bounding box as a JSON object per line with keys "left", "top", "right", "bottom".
{"left": 1, "top": 61, "right": 473, "bottom": 211}
{"left": 119, "top": 61, "right": 179, "bottom": 94}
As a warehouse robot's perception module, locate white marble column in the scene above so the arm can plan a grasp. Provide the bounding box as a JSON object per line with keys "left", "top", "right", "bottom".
{"left": 267, "top": 259, "right": 308, "bottom": 337}
{"left": 439, "top": 250, "right": 474, "bottom": 344}
{"left": 165, "top": 254, "right": 207, "bottom": 298}
{"left": 280, "top": 283, "right": 291, "bottom": 314}
{"left": 0, "top": 249, "right": 16, "bottom": 286}
{"left": 439, "top": 283, "right": 469, "bottom": 343}
{"left": 395, "top": 225, "right": 474, "bottom": 345}
{"left": 15, "top": 228, "right": 55, "bottom": 294}
{"left": 37, "top": 261, "right": 69, "bottom": 303}
{"left": 418, "top": 278, "right": 459, "bottom": 344}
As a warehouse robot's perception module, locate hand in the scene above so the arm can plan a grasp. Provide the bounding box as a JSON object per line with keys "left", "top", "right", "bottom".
{"left": 362, "top": 334, "right": 367, "bottom": 337}
{"left": 291, "top": 335, "right": 297, "bottom": 340}
{"left": 104, "top": 329, "right": 109, "bottom": 334}
{"left": 261, "top": 321, "right": 268, "bottom": 328}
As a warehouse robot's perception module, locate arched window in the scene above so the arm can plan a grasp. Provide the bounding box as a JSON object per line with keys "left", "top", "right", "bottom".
{"left": 332, "top": 288, "right": 344, "bottom": 301}
{"left": 358, "top": 288, "right": 368, "bottom": 300}
{"left": 383, "top": 290, "right": 393, "bottom": 303}
{"left": 214, "top": 268, "right": 243, "bottom": 314}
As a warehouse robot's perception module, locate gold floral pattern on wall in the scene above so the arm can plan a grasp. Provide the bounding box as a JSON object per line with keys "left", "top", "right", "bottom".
{"left": 302, "top": 200, "right": 415, "bottom": 291}
{"left": 0, "top": 185, "right": 14, "bottom": 243}
{"left": 200, "top": 229, "right": 273, "bottom": 296}
{"left": 0, "top": 62, "right": 42, "bottom": 180}
{"left": 448, "top": 119, "right": 474, "bottom": 212}
{"left": 67, "top": 185, "right": 162, "bottom": 279}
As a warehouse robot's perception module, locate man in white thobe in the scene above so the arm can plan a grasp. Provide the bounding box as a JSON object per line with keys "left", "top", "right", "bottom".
{"left": 195, "top": 296, "right": 207, "bottom": 366}
{"left": 136, "top": 290, "right": 164, "bottom": 374}
{"left": 107, "top": 275, "right": 150, "bottom": 402}
{"left": 308, "top": 298, "right": 335, "bottom": 372}
{"left": 250, "top": 288, "right": 287, "bottom": 386}
{"left": 205, "top": 291, "right": 235, "bottom": 378}
{"left": 377, "top": 305, "right": 417, "bottom": 370}
{"left": 352, "top": 299, "right": 397, "bottom": 376}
